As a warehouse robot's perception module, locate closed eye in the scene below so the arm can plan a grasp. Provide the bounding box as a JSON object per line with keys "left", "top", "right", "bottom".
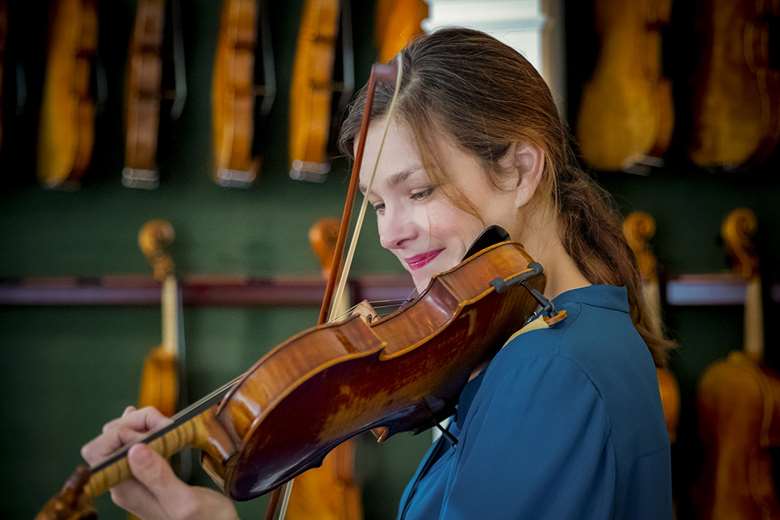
{"left": 410, "top": 187, "right": 435, "bottom": 201}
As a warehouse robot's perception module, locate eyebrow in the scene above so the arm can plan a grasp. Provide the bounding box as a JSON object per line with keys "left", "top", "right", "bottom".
{"left": 359, "top": 166, "right": 422, "bottom": 195}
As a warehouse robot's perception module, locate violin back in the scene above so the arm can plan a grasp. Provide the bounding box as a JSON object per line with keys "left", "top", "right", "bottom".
{"left": 697, "top": 352, "right": 780, "bottom": 519}
{"left": 576, "top": 0, "right": 672, "bottom": 171}
{"left": 690, "top": 0, "right": 780, "bottom": 167}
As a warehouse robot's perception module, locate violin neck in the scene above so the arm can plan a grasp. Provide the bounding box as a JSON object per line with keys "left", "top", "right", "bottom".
{"left": 84, "top": 406, "right": 217, "bottom": 499}
{"left": 744, "top": 275, "right": 764, "bottom": 362}
{"left": 642, "top": 277, "right": 664, "bottom": 338}
{"left": 162, "top": 275, "right": 179, "bottom": 356}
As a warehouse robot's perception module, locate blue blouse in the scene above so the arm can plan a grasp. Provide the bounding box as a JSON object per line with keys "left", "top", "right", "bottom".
{"left": 396, "top": 284, "right": 672, "bottom": 519}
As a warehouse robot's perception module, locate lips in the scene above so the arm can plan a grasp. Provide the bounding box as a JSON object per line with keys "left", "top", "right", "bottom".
{"left": 405, "top": 249, "right": 445, "bottom": 270}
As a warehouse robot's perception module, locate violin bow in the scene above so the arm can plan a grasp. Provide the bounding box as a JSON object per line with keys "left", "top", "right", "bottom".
{"left": 265, "top": 54, "right": 403, "bottom": 520}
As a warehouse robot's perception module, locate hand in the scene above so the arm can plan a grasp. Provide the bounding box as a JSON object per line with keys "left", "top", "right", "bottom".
{"left": 81, "top": 406, "right": 238, "bottom": 520}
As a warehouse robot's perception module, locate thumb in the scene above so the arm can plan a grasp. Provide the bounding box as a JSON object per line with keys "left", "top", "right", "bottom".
{"left": 128, "top": 444, "right": 192, "bottom": 506}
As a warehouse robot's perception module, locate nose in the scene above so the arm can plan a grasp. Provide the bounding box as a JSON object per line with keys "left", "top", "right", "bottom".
{"left": 378, "top": 205, "right": 418, "bottom": 250}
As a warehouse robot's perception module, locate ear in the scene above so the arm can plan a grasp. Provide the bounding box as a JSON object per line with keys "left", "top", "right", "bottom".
{"left": 509, "top": 142, "right": 545, "bottom": 209}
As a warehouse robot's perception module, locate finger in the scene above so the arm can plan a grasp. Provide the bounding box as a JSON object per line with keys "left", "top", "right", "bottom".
{"left": 104, "top": 406, "right": 171, "bottom": 434}
{"left": 81, "top": 426, "right": 148, "bottom": 465}
{"left": 101, "top": 406, "right": 140, "bottom": 433}
{"left": 128, "top": 444, "right": 194, "bottom": 516}
{"left": 109, "top": 479, "right": 168, "bottom": 520}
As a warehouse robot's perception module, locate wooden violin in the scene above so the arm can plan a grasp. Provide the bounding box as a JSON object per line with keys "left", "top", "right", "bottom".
{"left": 576, "top": 0, "right": 673, "bottom": 172}
{"left": 37, "top": 0, "right": 98, "bottom": 189}
{"left": 283, "top": 217, "right": 363, "bottom": 520}
{"left": 690, "top": 0, "right": 780, "bottom": 167}
{"left": 288, "top": 0, "right": 354, "bottom": 183}
{"left": 0, "top": 0, "right": 7, "bottom": 154}
{"left": 123, "top": 0, "right": 187, "bottom": 189}
{"left": 211, "top": 0, "right": 275, "bottom": 188}
{"left": 697, "top": 208, "right": 780, "bottom": 519}
{"left": 375, "top": 0, "right": 427, "bottom": 63}
{"left": 37, "top": 60, "right": 562, "bottom": 520}
{"left": 623, "top": 212, "right": 679, "bottom": 441}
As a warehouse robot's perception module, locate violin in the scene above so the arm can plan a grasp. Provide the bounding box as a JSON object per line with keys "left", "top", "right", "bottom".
{"left": 284, "top": 217, "right": 363, "bottom": 519}
{"left": 697, "top": 208, "right": 780, "bottom": 519}
{"left": 690, "top": 0, "right": 780, "bottom": 167}
{"left": 375, "top": 0, "right": 427, "bottom": 63}
{"left": 137, "top": 220, "right": 187, "bottom": 420}
{"left": 37, "top": 0, "right": 98, "bottom": 189}
{"left": 576, "top": 0, "right": 673, "bottom": 172}
{"left": 212, "top": 0, "right": 275, "bottom": 188}
{"left": 622, "top": 212, "right": 679, "bottom": 441}
{"left": 36, "top": 60, "right": 563, "bottom": 520}
{"left": 134, "top": 219, "right": 191, "bottom": 517}
{"left": 0, "top": 0, "right": 7, "bottom": 153}
{"left": 288, "top": 0, "right": 354, "bottom": 183}
{"left": 123, "top": 0, "right": 187, "bottom": 189}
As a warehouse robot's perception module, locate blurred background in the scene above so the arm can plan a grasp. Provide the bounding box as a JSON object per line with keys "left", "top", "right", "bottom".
{"left": 1, "top": 0, "right": 779, "bottom": 518}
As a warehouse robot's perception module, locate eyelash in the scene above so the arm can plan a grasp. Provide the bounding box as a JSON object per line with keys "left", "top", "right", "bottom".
{"left": 371, "top": 187, "right": 435, "bottom": 214}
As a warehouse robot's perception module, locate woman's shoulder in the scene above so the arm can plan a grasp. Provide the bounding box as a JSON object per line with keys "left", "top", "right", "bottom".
{"left": 488, "top": 284, "right": 668, "bottom": 457}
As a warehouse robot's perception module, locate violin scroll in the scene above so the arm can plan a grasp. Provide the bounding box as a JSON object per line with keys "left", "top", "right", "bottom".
{"left": 138, "top": 219, "right": 175, "bottom": 281}
{"left": 35, "top": 465, "right": 95, "bottom": 520}
{"left": 721, "top": 208, "right": 758, "bottom": 280}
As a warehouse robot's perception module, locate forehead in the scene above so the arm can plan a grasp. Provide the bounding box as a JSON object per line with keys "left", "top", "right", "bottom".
{"left": 357, "top": 118, "right": 422, "bottom": 190}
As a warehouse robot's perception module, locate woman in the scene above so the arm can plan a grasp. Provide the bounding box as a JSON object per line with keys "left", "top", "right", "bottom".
{"left": 81, "top": 28, "right": 673, "bottom": 519}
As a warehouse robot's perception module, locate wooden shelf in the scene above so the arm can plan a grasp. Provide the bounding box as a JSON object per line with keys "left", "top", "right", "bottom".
{"left": 0, "top": 274, "right": 414, "bottom": 307}
{"left": 0, "top": 273, "right": 776, "bottom": 307}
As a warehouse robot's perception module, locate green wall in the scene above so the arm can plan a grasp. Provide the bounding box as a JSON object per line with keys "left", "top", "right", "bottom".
{"left": 2, "top": 1, "right": 780, "bottom": 519}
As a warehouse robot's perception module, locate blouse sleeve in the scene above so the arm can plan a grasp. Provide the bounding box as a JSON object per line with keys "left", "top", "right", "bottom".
{"left": 439, "top": 349, "right": 616, "bottom": 520}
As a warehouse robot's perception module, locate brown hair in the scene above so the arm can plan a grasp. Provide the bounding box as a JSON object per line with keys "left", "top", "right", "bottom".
{"left": 338, "top": 28, "right": 674, "bottom": 365}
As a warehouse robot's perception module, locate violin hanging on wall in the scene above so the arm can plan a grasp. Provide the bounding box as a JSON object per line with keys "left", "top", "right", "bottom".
{"left": 284, "top": 217, "right": 364, "bottom": 520}
{"left": 211, "top": 0, "right": 276, "bottom": 188}
{"left": 37, "top": 0, "right": 99, "bottom": 189}
{"left": 375, "top": 0, "right": 427, "bottom": 63}
{"left": 288, "top": 0, "right": 354, "bottom": 183}
{"left": 576, "top": 0, "right": 673, "bottom": 172}
{"left": 697, "top": 208, "right": 780, "bottom": 519}
{"left": 0, "top": 0, "right": 7, "bottom": 155}
{"left": 123, "top": 0, "right": 187, "bottom": 190}
{"left": 623, "top": 212, "right": 680, "bottom": 442}
{"left": 689, "top": 0, "right": 780, "bottom": 168}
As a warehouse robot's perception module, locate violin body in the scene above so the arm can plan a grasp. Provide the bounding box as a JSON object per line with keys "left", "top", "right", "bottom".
{"left": 577, "top": 0, "right": 672, "bottom": 171}
{"left": 697, "top": 352, "right": 780, "bottom": 519}
{"left": 212, "top": 0, "right": 258, "bottom": 186}
{"left": 123, "top": 0, "right": 165, "bottom": 189}
{"left": 375, "top": 0, "right": 427, "bottom": 63}
{"left": 0, "top": 0, "right": 7, "bottom": 153}
{"left": 690, "top": 0, "right": 780, "bottom": 167}
{"left": 200, "top": 241, "right": 544, "bottom": 499}
{"left": 37, "top": 0, "right": 97, "bottom": 189}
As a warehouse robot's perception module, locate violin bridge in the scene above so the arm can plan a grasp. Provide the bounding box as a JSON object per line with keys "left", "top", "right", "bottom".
{"left": 351, "top": 300, "right": 379, "bottom": 324}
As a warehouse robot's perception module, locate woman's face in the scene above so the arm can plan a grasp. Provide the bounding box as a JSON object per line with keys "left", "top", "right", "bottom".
{"left": 358, "top": 118, "right": 521, "bottom": 292}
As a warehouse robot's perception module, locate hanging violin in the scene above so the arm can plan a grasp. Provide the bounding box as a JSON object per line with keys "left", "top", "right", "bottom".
{"left": 123, "top": 0, "right": 187, "bottom": 189}
{"left": 576, "top": 0, "right": 673, "bottom": 172}
{"left": 690, "top": 0, "right": 780, "bottom": 168}
{"left": 0, "top": 0, "right": 7, "bottom": 154}
{"left": 36, "top": 59, "right": 563, "bottom": 520}
{"left": 37, "top": 0, "right": 98, "bottom": 189}
{"left": 211, "top": 0, "right": 275, "bottom": 187}
{"left": 288, "top": 0, "right": 354, "bottom": 183}
{"left": 283, "top": 217, "right": 364, "bottom": 520}
{"left": 375, "top": 0, "right": 427, "bottom": 63}
{"left": 623, "top": 212, "right": 679, "bottom": 441}
{"left": 697, "top": 208, "right": 780, "bottom": 519}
